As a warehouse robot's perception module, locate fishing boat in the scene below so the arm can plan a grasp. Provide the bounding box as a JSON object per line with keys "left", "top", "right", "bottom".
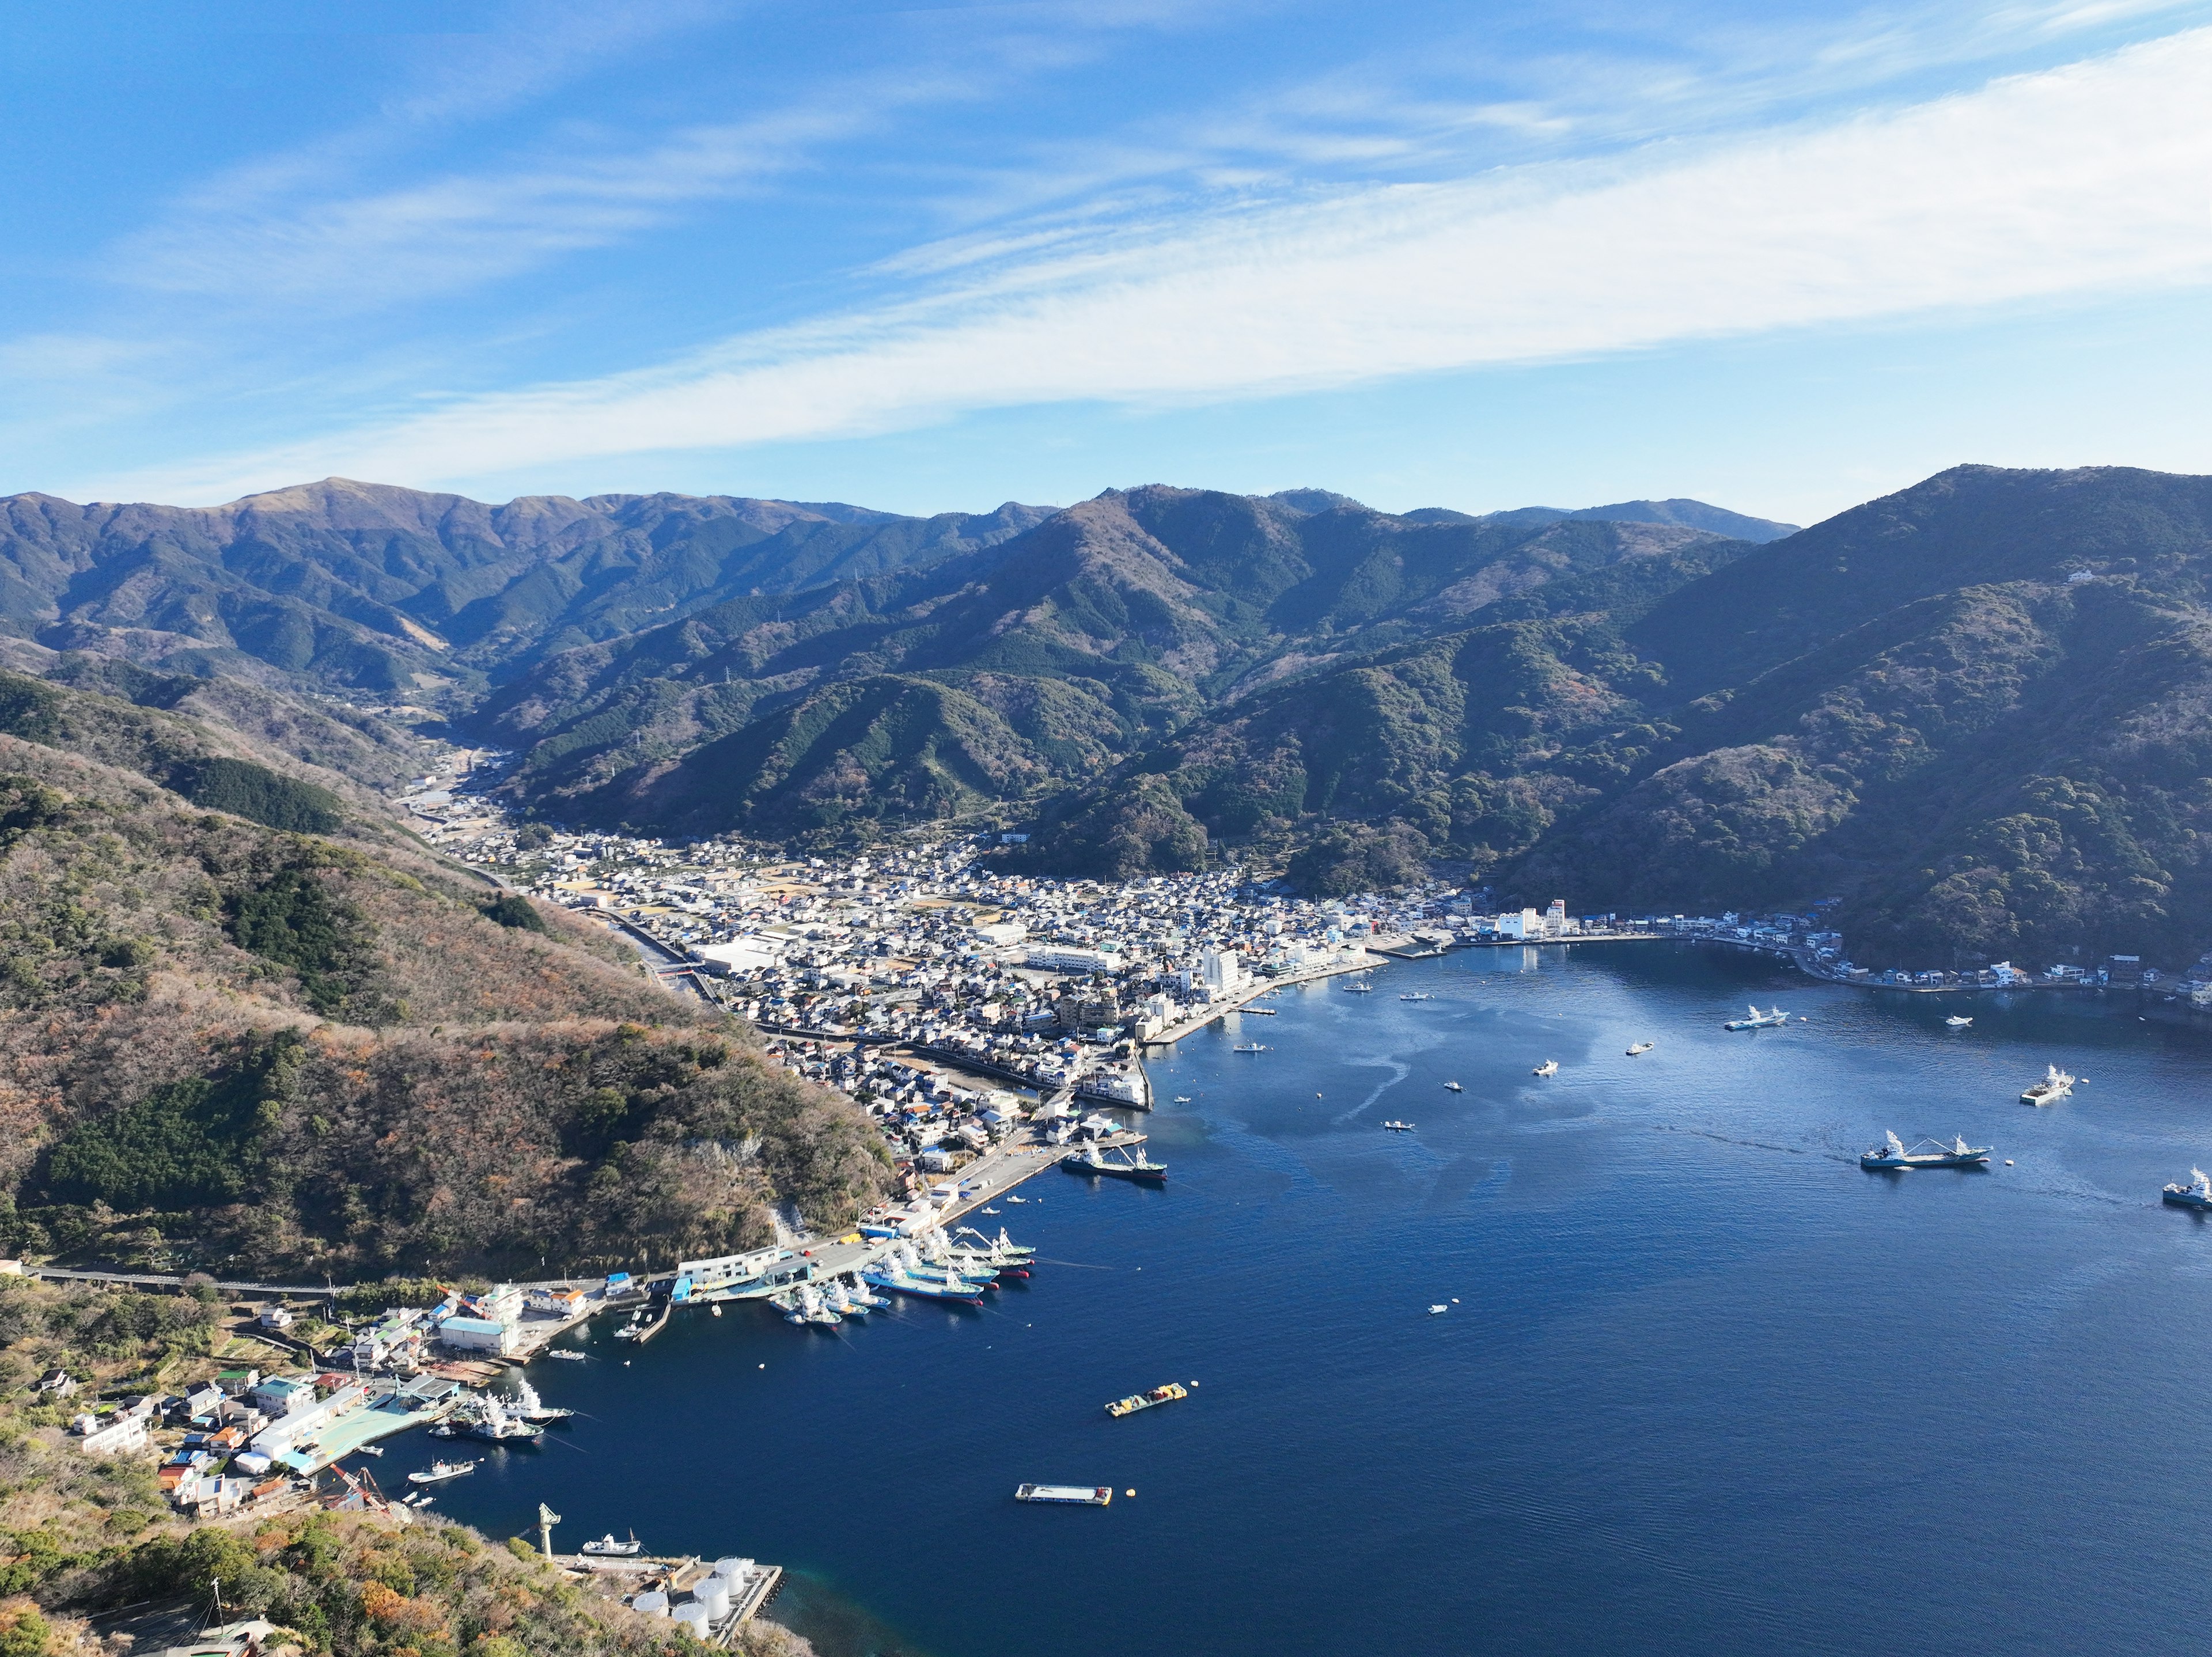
{"left": 1427, "top": 1304, "right": 1448, "bottom": 1315}
{"left": 407, "top": 1459, "right": 478, "bottom": 1486}
{"left": 581, "top": 1531, "right": 643, "bottom": 1558}
{"left": 1945, "top": 1015, "right": 1974, "bottom": 1029}
{"left": 1172, "top": 1096, "right": 1192, "bottom": 1104}
{"left": 1722, "top": 1005, "right": 1790, "bottom": 1031}
{"left": 1231, "top": 1042, "right": 1270, "bottom": 1053}
{"left": 1859, "top": 1131, "right": 1992, "bottom": 1170}
{"left": 980, "top": 1205, "right": 1000, "bottom": 1215}
{"left": 1016, "top": 1484, "right": 1112, "bottom": 1506}
{"left": 1062, "top": 1143, "right": 1168, "bottom": 1184}
{"left": 862, "top": 1261, "right": 984, "bottom": 1306}
{"left": 1626, "top": 1041, "right": 1655, "bottom": 1056}
{"left": 1244, "top": 1006, "right": 1278, "bottom": 1015}
{"left": 1399, "top": 992, "right": 1433, "bottom": 1002}
{"left": 1532, "top": 1060, "right": 1558, "bottom": 1077}
{"left": 1006, "top": 1193, "right": 1028, "bottom": 1203}
{"left": 1443, "top": 1080, "right": 1463, "bottom": 1093}
{"left": 544, "top": 1349, "right": 588, "bottom": 1362}
{"left": 434, "top": 1394, "right": 546, "bottom": 1445}
{"left": 2021, "top": 1064, "right": 2077, "bottom": 1106}
{"left": 2164, "top": 1169, "right": 2212, "bottom": 1210}
{"left": 1381, "top": 1120, "right": 1415, "bottom": 1132}
{"left": 1105, "top": 1382, "right": 1188, "bottom": 1418}
{"left": 1343, "top": 979, "right": 1374, "bottom": 994}
{"left": 509, "top": 1379, "right": 574, "bottom": 1425}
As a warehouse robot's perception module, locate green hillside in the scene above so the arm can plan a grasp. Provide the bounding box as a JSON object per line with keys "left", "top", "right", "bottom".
{"left": 0, "top": 678, "right": 886, "bottom": 1279}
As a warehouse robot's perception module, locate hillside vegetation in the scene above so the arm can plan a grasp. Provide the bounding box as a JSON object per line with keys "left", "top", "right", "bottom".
{"left": 0, "top": 679, "right": 886, "bottom": 1279}
{"left": 0, "top": 1274, "right": 812, "bottom": 1657}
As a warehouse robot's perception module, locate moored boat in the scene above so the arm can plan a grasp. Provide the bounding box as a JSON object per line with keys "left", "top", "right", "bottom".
{"left": 1722, "top": 1005, "right": 1790, "bottom": 1031}
{"left": 407, "top": 1459, "right": 478, "bottom": 1486}
{"left": 2021, "top": 1064, "right": 2076, "bottom": 1106}
{"left": 1232, "top": 1042, "right": 1271, "bottom": 1053}
{"left": 581, "top": 1531, "right": 643, "bottom": 1557}
{"left": 1016, "top": 1484, "right": 1113, "bottom": 1506}
{"left": 1859, "top": 1130, "right": 1991, "bottom": 1170}
{"left": 1105, "top": 1382, "right": 1188, "bottom": 1418}
{"left": 1532, "top": 1060, "right": 1558, "bottom": 1077}
{"left": 1062, "top": 1143, "right": 1168, "bottom": 1183}
{"left": 1626, "top": 1041, "right": 1655, "bottom": 1056}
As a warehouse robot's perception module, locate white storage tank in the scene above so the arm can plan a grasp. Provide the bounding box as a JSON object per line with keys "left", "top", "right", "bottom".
{"left": 631, "top": 1591, "right": 669, "bottom": 1618}
{"left": 696, "top": 1579, "right": 732, "bottom": 1621}
{"left": 674, "top": 1604, "right": 713, "bottom": 1636}
{"left": 714, "top": 1556, "right": 756, "bottom": 1583}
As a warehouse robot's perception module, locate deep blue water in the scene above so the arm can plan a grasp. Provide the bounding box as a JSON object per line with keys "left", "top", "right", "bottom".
{"left": 394, "top": 943, "right": 2212, "bottom": 1656}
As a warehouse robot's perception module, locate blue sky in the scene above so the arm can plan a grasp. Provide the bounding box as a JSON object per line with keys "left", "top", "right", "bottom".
{"left": 3, "top": 0, "right": 2210, "bottom": 524}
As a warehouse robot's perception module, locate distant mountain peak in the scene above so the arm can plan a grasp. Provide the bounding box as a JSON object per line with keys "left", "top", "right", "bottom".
{"left": 1267, "top": 488, "right": 1370, "bottom": 515}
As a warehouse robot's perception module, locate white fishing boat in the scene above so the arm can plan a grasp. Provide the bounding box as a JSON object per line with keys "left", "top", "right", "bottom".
{"left": 1443, "top": 1080, "right": 1463, "bottom": 1092}
{"left": 1532, "top": 1060, "right": 1558, "bottom": 1077}
{"left": 544, "top": 1349, "right": 588, "bottom": 1362}
{"left": 1232, "top": 1042, "right": 1270, "bottom": 1053}
{"left": 1944, "top": 1015, "right": 1974, "bottom": 1029}
{"left": 1172, "top": 1095, "right": 1193, "bottom": 1104}
{"left": 1859, "top": 1131, "right": 1991, "bottom": 1170}
{"left": 509, "top": 1379, "right": 574, "bottom": 1425}
{"left": 1399, "top": 992, "right": 1433, "bottom": 1002}
{"left": 1427, "top": 1304, "right": 1448, "bottom": 1315}
{"left": 1722, "top": 1005, "right": 1790, "bottom": 1031}
{"left": 407, "top": 1459, "right": 478, "bottom": 1486}
{"left": 1382, "top": 1120, "right": 1415, "bottom": 1132}
{"left": 1626, "top": 1041, "right": 1655, "bottom": 1056}
{"left": 581, "top": 1531, "right": 643, "bottom": 1557}
{"left": 2021, "top": 1064, "right": 2076, "bottom": 1105}
{"left": 357, "top": 1445, "right": 384, "bottom": 1457}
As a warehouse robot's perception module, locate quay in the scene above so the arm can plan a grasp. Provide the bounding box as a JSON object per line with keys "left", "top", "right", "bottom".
{"left": 1142, "top": 951, "right": 1378, "bottom": 1046}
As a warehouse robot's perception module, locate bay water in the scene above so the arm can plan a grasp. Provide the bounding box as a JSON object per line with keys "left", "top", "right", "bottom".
{"left": 402, "top": 942, "right": 2212, "bottom": 1655}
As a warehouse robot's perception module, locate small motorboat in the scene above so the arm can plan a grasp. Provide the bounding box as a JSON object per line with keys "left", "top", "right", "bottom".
{"left": 980, "top": 1206, "right": 1001, "bottom": 1215}
{"left": 545, "top": 1349, "right": 587, "bottom": 1361}
{"left": 1427, "top": 1304, "right": 1448, "bottom": 1315}
{"left": 1945, "top": 1015, "right": 1974, "bottom": 1029}
{"left": 1626, "top": 1041, "right": 1655, "bottom": 1056}
{"left": 581, "top": 1531, "right": 643, "bottom": 1558}
{"left": 711, "top": 1305, "right": 722, "bottom": 1315}
{"left": 1382, "top": 1120, "right": 1415, "bottom": 1132}
{"left": 1443, "top": 1080, "right": 1463, "bottom": 1093}
{"left": 1232, "top": 1042, "right": 1271, "bottom": 1053}
{"left": 357, "top": 1446, "right": 384, "bottom": 1457}
{"left": 1173, "top": 1095, "right": 1193, "bottom": 1104}
{"left": 1399, "top": 992, "right": 1433, "bottom": 1002}
{"left": 1532, "top": 1060, "right": 1558, "bottom": 1077}
{"left": 1006, "top": 1195, "right": 1027, "bottom": 1204}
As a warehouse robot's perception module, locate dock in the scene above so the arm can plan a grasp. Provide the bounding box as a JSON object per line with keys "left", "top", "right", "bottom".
{"left": 1142, "top": 951, "right": 1377, "bottom": 1046}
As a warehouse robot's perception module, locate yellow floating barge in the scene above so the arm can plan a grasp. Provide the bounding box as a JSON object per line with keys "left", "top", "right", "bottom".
{"left": 1105, "top": 1382, "right": 1189, "bottom": 1418}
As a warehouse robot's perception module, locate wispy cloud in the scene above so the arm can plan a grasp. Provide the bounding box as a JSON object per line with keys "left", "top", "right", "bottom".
{"left": 112, "top": 26, "right": 2212, "bottom": 503}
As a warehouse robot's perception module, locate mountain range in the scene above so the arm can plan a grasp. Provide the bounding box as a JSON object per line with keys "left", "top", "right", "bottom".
{"left": 7, "top": 465, "right": 2212, "bottom": 973}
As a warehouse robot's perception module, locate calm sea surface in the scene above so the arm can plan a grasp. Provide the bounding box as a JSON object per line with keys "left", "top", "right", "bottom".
{"left": 400, "top": 943, "right": 2212, "bottom": 1656}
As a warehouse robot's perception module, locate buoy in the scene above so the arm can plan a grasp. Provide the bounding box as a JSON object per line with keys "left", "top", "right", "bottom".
{"left": 1125, "top": 1489, "right": 1135, "bottom": 1497}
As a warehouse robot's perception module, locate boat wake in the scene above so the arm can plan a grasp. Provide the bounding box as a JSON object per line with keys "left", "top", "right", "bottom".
{"left": 1332, "top": 1056, "right": 1411, "bottom": 1127}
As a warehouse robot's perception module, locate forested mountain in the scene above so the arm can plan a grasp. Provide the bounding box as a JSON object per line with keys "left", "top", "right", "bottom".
{"left": 0, "top": 673, "right": 885, "bottom": 1277}
{"left": 476, "top": 487, "right": 1751, "bottom": 836}
{"left": 1022, "top": 467, "right": 2212, "bottom": 970}
{"left": 0, "top": 477, "right": 1050, "bottom": 692}
{"left": 16, "top": 465, "right": 2206, "bottom": 974}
